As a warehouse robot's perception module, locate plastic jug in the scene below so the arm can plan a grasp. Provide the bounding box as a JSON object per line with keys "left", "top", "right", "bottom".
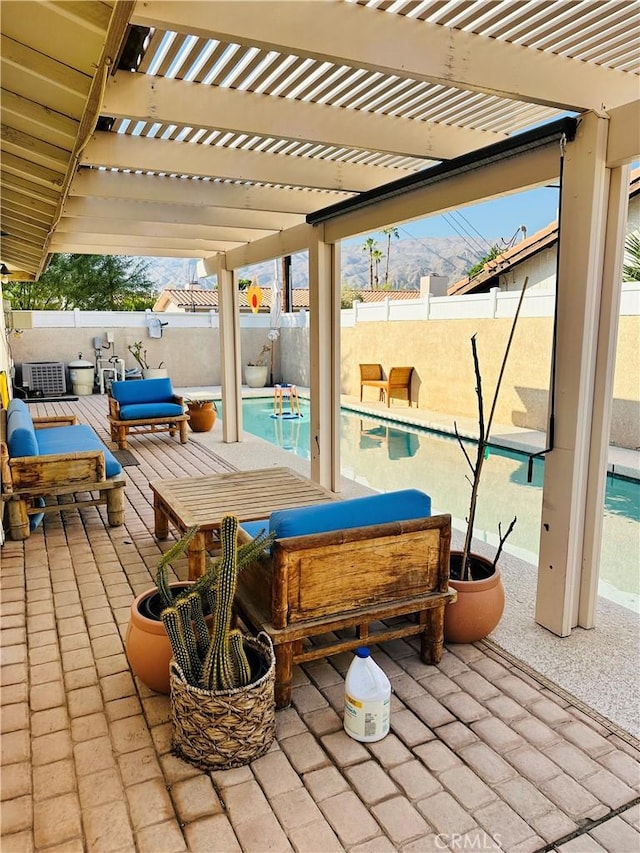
{"left": 344, "top": 647, "right": 391, "bottom": 742}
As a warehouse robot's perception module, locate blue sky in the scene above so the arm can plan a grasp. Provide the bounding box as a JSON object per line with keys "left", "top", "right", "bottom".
{"left": 344, "top": 183, "right": 560, "bottom": 256}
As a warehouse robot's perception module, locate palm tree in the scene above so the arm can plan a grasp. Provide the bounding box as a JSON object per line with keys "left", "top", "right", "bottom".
{"left": 623, "top": 232, "right": 640, "bottom": 282}
{"left": 382, "top": 227, "right": 399, "bottom": 286}
{"left": 362, "top": 237, "right": 378, "bottom": 288}
{"left": 372, "top": 249, "right": 384, "bottom": 287}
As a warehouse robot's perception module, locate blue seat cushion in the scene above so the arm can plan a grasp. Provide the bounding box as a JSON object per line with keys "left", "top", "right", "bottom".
{"left": 268, "top": 489, "right": 432, "bottom": 539}
{"left": 6, "top": 399, "right": 38, "bottom": 458}
{"left": 240, "top": 519, "right": 270, "bottom": 540}
{"left": 36, "top": 425, "right": 122, "bottom": 478}
{"left": 111, "top": 378, "right": 174, "bottom": 405}
{"left": 30, "top": 497, "right": 46, "bottom": 532}
{"left": 118, "top": 402, "right": 184, "bottom": 421}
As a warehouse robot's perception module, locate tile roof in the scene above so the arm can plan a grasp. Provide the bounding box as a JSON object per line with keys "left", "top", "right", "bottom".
{"left": 153, "top": 287, "right": 421, "bottom": 312}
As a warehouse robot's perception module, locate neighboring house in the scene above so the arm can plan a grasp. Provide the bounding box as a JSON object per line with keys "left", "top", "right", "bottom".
{"left": 449, "top": 171, "right": 640, "bottom": 296}
{"left": 153, "top": 286, "right": 421, "bottom": 313}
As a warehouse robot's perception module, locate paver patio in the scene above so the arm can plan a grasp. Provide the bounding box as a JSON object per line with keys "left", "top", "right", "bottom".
{"left": 1, "top": 396, "right": 639, "bottom": 852}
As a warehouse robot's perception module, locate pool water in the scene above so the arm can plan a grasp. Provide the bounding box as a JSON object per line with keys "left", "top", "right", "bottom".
{"left": 235, "top": 397, "right": 640, "bottom": 611}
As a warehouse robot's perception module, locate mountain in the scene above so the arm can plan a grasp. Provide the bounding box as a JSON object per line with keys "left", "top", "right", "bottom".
{"left": 139, "top": 236, "right": 485, "bottom": 292}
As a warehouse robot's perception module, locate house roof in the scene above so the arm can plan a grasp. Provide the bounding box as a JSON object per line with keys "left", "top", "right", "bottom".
{"left": 1, "top": 2, "right": 638, "bottom": 280}
{"left": 152, "top": 286, "right": 421, "bottom": 312}
{"left": 448, "top": 171, "right": 640, "bottom": 295}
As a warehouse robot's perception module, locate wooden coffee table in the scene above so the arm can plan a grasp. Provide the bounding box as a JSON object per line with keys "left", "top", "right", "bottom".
{"left": 149, "top": 467, "right": 336, "bottom": 579}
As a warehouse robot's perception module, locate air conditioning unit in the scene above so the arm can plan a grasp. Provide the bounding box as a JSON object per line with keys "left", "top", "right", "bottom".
{"left": 22, "top": 362, "right": 66, "bottom": 396}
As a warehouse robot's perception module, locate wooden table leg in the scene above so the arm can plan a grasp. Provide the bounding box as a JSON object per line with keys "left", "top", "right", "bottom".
{"left": 153, "top": 494, "right": 169, "bottom": 539}
{"left": 187, "top": 530, "right": 207, "bottom": 580}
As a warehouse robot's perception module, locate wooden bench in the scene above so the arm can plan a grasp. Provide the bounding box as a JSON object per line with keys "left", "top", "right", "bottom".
{"left": 235, "top": 490, "right": 455, "bottom": 708}
{"left": 359, "top": 364, "right": 414, "bottom": 407}
{"left": 1, "top": 401, "right": 125, "bottom": 540}
{"left": 108, "top": 378, "right": 188, "bottom": 451}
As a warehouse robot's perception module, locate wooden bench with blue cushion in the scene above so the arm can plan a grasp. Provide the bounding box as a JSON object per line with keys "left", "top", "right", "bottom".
{"left": 237, "top": 489, "right": 454, "bottom": 707}
{"left": 107, "top": 378, "right": 188, "bottom": 450}
{"left": 1, "top": 399, "right": 125, "bottom": 540}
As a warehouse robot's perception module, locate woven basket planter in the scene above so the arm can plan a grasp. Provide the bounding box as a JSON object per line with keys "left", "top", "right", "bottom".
{"left": 170, "top": 633, "right": 276, "bottom": 770}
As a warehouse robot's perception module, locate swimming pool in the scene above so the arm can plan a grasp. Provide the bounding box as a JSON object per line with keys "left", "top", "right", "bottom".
{"left": 235, "top": 396, "right": 640, "bottom": 612}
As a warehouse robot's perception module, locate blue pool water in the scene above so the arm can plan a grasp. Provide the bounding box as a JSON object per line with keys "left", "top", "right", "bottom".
{"left": 231, "top": 397, "right": 640, "bottom": 610}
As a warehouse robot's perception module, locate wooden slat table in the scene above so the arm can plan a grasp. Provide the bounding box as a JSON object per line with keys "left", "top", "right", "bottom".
{"left": 149, "top": 467, "right": 336, "bottom": 579}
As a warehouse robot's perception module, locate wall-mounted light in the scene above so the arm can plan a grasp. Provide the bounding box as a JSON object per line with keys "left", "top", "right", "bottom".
{"left": 1, "top": 264, "right": 10, "bottom": 285}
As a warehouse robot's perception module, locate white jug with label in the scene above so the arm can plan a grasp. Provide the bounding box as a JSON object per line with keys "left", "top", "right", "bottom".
{"left": 344, "top": 647, "right": 391, "bottom": 742}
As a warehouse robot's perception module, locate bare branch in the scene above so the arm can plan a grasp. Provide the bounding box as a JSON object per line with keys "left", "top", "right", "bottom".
{"left": 493, "top": 516, "right": 517, "bottom": 569}
{"left": 454, "top": 421, "right": 475, "bottom": 474}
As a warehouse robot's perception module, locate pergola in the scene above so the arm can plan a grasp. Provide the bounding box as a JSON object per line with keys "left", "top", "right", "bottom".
{"left": 1, "top": 0, "right": 638, "bottom": 637}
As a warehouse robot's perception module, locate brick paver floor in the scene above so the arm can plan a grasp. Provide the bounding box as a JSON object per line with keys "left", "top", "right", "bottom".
{"left": 1, "top": 396, "right": 639, "bottom": 852}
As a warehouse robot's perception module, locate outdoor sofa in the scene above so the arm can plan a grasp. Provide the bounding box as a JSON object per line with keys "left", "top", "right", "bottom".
{"left": 237, "top": 489, "right": 454, "bottom": 707}
{"left": 1, "top": 398, "right": 125, "bottom": 540}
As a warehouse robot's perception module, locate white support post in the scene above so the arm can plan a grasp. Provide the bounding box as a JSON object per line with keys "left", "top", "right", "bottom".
{"left": 579, "top": 164, "right": 631, "bottom": 628}
{"left": 216, "top": 256, "right": 243, "bottom": 443}
{"left": 535, "top": 113, "right": 610, "bottom": 636}
{"left": 308, "top": 228, "right": 341, "bottom": 492}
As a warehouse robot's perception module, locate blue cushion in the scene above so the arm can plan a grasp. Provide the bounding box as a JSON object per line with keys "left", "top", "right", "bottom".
{"left": 36, "top": 425, "right": 122, "bottom": 478}
{"left": 6, "top": 399, "right": 38, "bottom": 458}
{"left": 269, "top": 489, "right": 431, "bottom": 539}
{"left": 111, "top": 378, "right": 174, "bottom": 405}
{"left": 240, "top": 519, "right": 269, "bottom": 540}
{"left": 118, "top": 402, "right": 184, "bottom": 420}
{"left": 30, "top": 497, "right": 46, "bottom": 532}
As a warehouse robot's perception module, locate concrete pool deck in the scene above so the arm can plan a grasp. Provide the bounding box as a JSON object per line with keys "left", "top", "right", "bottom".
{"left": 176, "top": 385, "right": 640, "bottom": 482}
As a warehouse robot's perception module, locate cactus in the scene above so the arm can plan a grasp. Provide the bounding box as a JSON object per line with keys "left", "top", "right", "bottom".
{"left": 156, "top": 521, "right": 273, "bottom": 611}
{"left": 160, "top": 514, "right": 274, "bottom": 690}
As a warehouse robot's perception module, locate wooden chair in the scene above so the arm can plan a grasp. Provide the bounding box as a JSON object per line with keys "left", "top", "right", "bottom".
{"left": 236, "top": 510, "right": 454, "bottom": 708}
{"left": 108, "top": 378, "right": 188, "bottom": 450}
{"left": 360, "top": 364, "right": 414, "bottom": 407}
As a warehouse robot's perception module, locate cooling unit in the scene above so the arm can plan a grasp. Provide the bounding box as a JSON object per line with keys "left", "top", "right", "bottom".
{"left": 21, "top": 362, "right": 66, "bottom": 396}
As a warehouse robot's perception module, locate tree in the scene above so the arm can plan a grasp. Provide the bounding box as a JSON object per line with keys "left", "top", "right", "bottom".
{"left": 362, "top": 237, "right": 379, "bottom": 288}
{"left": 466, "top": 245, "right": 503, "bottom": 279}
{"left": 382, "top": 227, "right": 399, "bottom": 286}
{"left": 372, "top": 249, "right": 384, "bottom": 287}
{"left": 3, "top": 254, "right": 156, "bottom": 310}
{"left": 623, "top": 232, "right": 640, "bottom": 282}
{"left": 340, "top": 286, "right": 362, "bottom": 308}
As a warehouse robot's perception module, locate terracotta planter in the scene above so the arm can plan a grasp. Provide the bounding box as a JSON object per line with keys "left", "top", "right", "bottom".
{"left": 187, "top": 402, "right": 217, "bottom": 432}
{"left": 125, "top": 582, "right": 213, "bottom": 694}
{"left": 444, "top": 551, "right": 505, "bottom": 644}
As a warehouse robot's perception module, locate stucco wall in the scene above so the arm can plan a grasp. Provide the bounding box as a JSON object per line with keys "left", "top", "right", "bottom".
{"left": 9, "top": 326, "right": 276, "bottom": 389}
{"left": 341, "top": 315, "right": 639, "bottom": 449}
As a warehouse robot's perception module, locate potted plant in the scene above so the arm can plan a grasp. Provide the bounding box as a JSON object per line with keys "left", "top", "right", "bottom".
{"left": 125, "top": 524, "right": 273, "bottom": 694}
{"left": 245, "top": 343, "right": 271, "bottom": 388}
{"left": 165, "top": 514, "right": 276, "bottom": 769}
{"left": 127, "top": 341, "right": 168, "bottom": 379}
{"left": 184, "top": 398, "right": 218, "bottom": 432}
{"left": 445, "top": 278, "right": 528, "bottom": 644}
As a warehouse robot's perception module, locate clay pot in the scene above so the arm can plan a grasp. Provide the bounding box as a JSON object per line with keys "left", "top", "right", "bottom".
{"left": 187, "top": 402, "right": 217, "bottom": 432}
{"left": 126, "top": 582, "right": 211, "bottom": 694}
{"left": 444, "top": 551, "right": 505, "bottom": 644}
